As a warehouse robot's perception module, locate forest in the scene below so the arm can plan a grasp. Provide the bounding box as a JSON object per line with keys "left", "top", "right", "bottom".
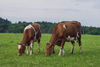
{"left": 0, "top": 17, "right": 100, "bottom": 35}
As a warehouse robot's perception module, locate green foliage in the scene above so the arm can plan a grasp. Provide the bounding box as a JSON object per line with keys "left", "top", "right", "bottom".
{"left": 35, "top": 21, "right": 56, "bottom": 33}
{"left": 81, "top": 26, "right": 100, "bottom": 35}
{"left": 0, "top": 17, "right": 100, "bottom": 35}
{"left": 0, "top": 17, "right": 11, "bottom": 24}
{"left": 0, "top": 33, "right": 100, "bottom": 67}
{"left": 0, "top": 24, "right": 9, "bottom": 33}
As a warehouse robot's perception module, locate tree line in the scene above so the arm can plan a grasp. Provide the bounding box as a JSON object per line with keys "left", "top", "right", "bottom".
{"left": 0, "top": 17, "right": 100, "bottom": 35}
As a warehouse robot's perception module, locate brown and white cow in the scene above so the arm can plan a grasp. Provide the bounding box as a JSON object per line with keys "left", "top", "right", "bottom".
{"left": 17, "top": 23, "right": 41, "bottom": 56}
{"left": 45, "top": 21, "right": 82, "bottom": 56}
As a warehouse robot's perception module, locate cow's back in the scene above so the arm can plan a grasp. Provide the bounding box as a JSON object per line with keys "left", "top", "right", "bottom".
{"left": 31, "top": 23, "right": 41, "bottom": 32}
{"left": 61, "top": 21, "right": 81, "bottom": 31}
{"left": 22, "top": 23, "right": 41, "bottom": 46}
{"left": 31, "top": 23, "right": 41, "bottom": 41}
{"left": 61, "top": 21, "right": 81, "bottom": 36}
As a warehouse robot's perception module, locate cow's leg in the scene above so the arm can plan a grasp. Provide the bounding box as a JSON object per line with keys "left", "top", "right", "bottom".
{"left": 79, "top": 39, "right": 82, "bottom": 54}
{"left": 70, "top": 41, "right": 75, "bottom": 54}
{"left": 58, "top": 47, "right": 65, "bottom": 56}
{"left": 58, "top": 39, "right": 65, "bottom": 56}
{"left": 38, "top": 39, "right": 40, "bottom": 52}
{"left": 26, "top": 46, "right": 29, "bottom": 55}
{"left": 30, "top": 40, "right": 33, "bottom": 55}
{"left": 80, "top": 46, "right": 82, "bottom": 54}
{"left": 78, "top": 37, "right": 82, "bottom": 54}
{"left": 58, "top": 47, "right": 62, "bottom": 56}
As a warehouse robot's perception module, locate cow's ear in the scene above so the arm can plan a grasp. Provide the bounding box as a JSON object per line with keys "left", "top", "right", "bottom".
{"left": 46, "top": 43, "right": 49, "bottom": 45}
{"left": 17, "top": 42, "right": 20, "bottom": 45}
{"left": 17, "top": 43, "right": 22, "bottom": 46}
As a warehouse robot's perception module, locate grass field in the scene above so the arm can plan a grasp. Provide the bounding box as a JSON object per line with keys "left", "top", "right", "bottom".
{"left": 0, "top": 33, "right": 100, "bottom": 67}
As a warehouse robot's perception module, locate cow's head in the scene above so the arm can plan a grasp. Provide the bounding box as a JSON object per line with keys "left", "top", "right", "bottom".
{"left": 17, "top": 43, "right": 26, "bottom": 56}
{"left": 45, "top": 43, "right": 54, "bottom": 56}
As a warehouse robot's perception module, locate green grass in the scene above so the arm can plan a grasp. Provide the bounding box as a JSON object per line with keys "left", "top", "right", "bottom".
{"left": 0, "top": 33, "right": 100, "bottom": 67}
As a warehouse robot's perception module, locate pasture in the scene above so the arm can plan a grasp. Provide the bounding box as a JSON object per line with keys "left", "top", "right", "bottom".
{"left": 0, "top": 33, "right": 100, "bottom": 67}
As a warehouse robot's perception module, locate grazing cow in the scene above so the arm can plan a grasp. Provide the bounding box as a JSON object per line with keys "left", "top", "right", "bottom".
{"left": 17, "top": 23, "right": 41, "bottom": 56}
{"left": 45, "top": 21, "right": 82, "bottom": 56}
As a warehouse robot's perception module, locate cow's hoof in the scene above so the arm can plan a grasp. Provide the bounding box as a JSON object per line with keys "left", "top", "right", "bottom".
{"left": 58, "top": 54, "right": 61, "bottom": 56}
{"left": 53, "top": 51, "right": 55, "bottom": 54}
{"left": 38, "top": 50, "right": 40, "bottom": 52}
{"left": 80, "top": 52, "right": 82, "bottom": 54}
{"left": 27, "top": 53, "right": 29, "bottom": 55}
{"left": 80, "top": 51, "right": 82, "bottom": 54}
{"left": 70, "top": 52, "right": 73, "bottom": 54}
{"left": 30, "top": 54, "right": 32, "bottom": 55}
{"left": 30, "top": 53, "right": 32, "bottom": 55}
{"left": 63, "top": 53, "right": 65, "bottom": 56}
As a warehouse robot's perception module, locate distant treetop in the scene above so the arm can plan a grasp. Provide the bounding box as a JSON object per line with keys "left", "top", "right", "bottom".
{"left": 0, "top": 17, "right": 11, "bottom": 24}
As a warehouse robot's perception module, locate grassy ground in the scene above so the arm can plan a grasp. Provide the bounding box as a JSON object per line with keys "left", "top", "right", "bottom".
{"left": 0, "top": 33, "right": 100, "bottom": 67}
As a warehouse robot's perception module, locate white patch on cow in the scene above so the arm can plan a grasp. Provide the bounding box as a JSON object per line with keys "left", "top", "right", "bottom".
{"left": 18, "top": 45, "right": 21, "bottom": 50}
{"left": 30, "top": 43, "right": 33, "bottom": 49}
{"left": 58, "top": 47, "right": 65, "bottom": 56}
{"left": 58, "top": 47, "right": 62, "bottom": 56}
{"left": 67, "top": 36, "right": 74, "bottom": 41}
{"left": 32, "top": 26, "right": 36, "bottom": 32}
{"left": 63, "top": 24, "right": 66, "bottom": 29}
{"left": 24, "top": 24, "right": 32, "bottom": 30}
{"left": 24, "top": 24, "right": 36, "bottom": 32}
{"left": 77, "top": 32, "right": 79, "bottom": 37}
{"left": 30, "top": 43, "right": 33, "bottom": 55}
{"left": 34, "top": 31, "right": 38, "bottom": 42}
{"left": 24, "top": 24, "right": 38, "bottom": 42}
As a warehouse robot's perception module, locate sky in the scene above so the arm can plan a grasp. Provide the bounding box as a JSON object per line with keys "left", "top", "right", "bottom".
{"left": 0, "top": 0, "right": 100, "bottom": 27}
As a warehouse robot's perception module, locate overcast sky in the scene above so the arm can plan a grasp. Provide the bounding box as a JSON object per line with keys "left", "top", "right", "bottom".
{"left": 0, "top": 0, "right": 100, "bottom": 27}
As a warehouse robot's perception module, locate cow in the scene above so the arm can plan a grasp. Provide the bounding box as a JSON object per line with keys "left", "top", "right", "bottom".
{"left": 45, "top": 21, "right": 82, "bottom": 56}
{"left": 17, "top": 23, "right": 41, "bottom": 56}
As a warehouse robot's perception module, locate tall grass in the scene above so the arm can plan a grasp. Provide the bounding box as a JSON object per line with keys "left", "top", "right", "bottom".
{"left": 0, "top": 33, "right": 100, "bottom": 67}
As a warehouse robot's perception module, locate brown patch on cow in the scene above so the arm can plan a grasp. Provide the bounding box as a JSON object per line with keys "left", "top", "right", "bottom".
{"left": 45, "top": 43, "right": 54, "bottom": 56}
{"left": 17, "top": 43, "right": 26, "bottom": 56}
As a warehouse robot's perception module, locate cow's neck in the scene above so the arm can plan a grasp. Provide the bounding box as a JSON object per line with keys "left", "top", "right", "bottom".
{"left": 21, "top": 35, "right": 28, "bottom": 46}
{"left": 49, "top": 34, "right": 57, "bottom": 46}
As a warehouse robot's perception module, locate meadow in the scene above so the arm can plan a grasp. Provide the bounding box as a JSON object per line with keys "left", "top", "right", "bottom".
{"left": 0, "top": 33, "right": 100, "bottom": 67}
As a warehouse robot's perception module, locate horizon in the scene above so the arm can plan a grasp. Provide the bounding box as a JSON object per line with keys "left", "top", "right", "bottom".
{"left": 2, "top": 16, "right": 100, "bottom": 27}
{"left": 1, "top": 17, "right": 100, "bottom": 28}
